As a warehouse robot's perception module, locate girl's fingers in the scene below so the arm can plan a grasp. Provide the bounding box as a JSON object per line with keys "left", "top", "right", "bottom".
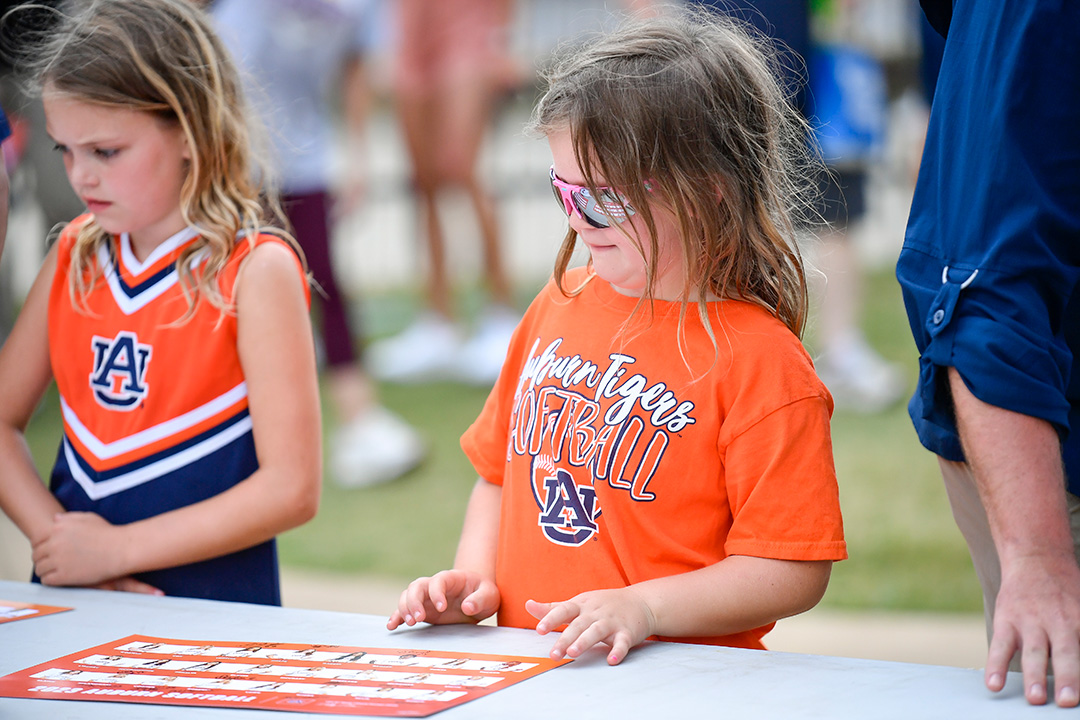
{"left": 532, "top": 600, "right": 578, "bottom": 634}
{"left": 563, "top": 618, "right": 609, "bottom": 658}
{"left": 33, "top": 553, "right": 53, "bottom": 579}
{"left": 524, "top": 599, "right": 550, "bottom": 622}
{"left": 395, "top": 582, "right": 426, "bottom": 626}
{"left": 461, "top": 582, "right": 497, "bottom": 618}
{"left": 404, "top": 579, "right": 434, "bottom": 624}
{"left": 428, "top": 574, "right": 449, "bottom": 614}
{"left": 110, "top": 577, "right": 163, "bottom": 595}
{"left": 30, "top": 542, "right": 47, "bottom": 567}
{"left": 606, "top": 633, "right": 632, "bottom": 665}
{"left": 546, "top": 613, "right": 594, "bottom": 659}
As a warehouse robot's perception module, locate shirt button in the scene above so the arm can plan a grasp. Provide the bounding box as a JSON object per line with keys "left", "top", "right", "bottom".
{"left": 932, "top": 309, "right": 945, "bottom": 324}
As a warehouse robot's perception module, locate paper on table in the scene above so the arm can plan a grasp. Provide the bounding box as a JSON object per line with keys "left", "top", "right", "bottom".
{"left": 0, "top": 634, "right": 570, "bottom": 717}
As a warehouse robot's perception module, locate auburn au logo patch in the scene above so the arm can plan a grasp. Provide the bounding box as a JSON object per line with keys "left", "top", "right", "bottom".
{"left": 89, "top": 332, "right": 153, "bottom": 410}
{"left": 531, "top": 455, "right": 602, "bottom": 546}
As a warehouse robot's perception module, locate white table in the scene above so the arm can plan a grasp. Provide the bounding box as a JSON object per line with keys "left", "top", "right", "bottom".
{"left": 0, "top": 580, "right": 1036, "bottom": 719}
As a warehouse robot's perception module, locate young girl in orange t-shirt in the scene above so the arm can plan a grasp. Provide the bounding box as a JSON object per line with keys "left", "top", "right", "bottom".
{"left": 389, "top": 7, "right": 845, "bottom": 663}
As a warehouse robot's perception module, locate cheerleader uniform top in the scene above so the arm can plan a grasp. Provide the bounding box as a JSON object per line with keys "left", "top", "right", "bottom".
{"left": 43, "top": 217, "right": 309, "bottom": 604}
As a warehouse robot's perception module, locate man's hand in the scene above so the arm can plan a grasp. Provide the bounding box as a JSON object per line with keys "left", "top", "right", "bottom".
{"left": 949, "top": 368, "right": 1080, "bottom": 706}
{"left": 986, "top": 553, "right": 1080, "bottom": 706}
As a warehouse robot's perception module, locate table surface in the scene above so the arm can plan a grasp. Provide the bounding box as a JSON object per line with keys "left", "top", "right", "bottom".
{"left": 0, "top": 580, "right": 1038, "bottom": 719}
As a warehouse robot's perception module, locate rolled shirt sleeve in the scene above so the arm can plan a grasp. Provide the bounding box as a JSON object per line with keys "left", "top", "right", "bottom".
{"left": 897, "top": 1, "right": 1080, "bottom": 486}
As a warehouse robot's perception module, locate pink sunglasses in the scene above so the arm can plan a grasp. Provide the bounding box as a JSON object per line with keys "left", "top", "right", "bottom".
{"left": 549, "top": 166, "right": 637, "bottom": 229}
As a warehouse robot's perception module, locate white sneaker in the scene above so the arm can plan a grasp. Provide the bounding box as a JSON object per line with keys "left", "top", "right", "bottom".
{"left": 455, "top": 306, "right": 520, "bottom": 386}
{"left": 367, "top": 313, "right": 462, "bottom": 383}
{"left": 815, "top": 331, "right": 907, "bottom": 413}
{"left": 331, "top": 407, "right": 425, "bottom": 488}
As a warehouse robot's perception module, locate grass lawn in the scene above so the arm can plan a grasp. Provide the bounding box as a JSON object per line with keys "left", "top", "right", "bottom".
{"left": 19, "top": 268, "right": 983, "bottom": 613}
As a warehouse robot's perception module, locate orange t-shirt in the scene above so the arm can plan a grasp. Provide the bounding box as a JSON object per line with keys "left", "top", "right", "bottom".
{"left": 461, "top": 268, "right": 846, "bottom": 649}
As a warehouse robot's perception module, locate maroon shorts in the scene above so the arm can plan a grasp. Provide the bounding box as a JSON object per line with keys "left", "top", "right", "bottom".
{"left": 283, "top": 191, "right": 359, "bottom": 367}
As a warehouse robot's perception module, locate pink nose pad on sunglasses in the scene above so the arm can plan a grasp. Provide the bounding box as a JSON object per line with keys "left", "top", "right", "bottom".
{"left": 549, "top": 166, "right": 636, "bottom": 229}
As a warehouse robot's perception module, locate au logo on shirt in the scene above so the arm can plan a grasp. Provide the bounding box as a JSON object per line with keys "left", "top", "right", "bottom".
{"left": 89, "top": 332, "right": 153, "bottom": 410}
{"left": 531, "top": 455, "right": 601, "bottom": 546}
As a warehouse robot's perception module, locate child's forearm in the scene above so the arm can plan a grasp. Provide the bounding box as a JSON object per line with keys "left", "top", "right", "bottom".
{"left": 387, "top": 478, "right": 503, "bottom": 630}
{"left": 632, "top": 556, "right": 832, "bottom": 639}
{"left": 0, "top": 244, "right": 62, "bottom": 545}
{"left": 0, "top": 429, "right": 65, "bottom": 544}
{"left": 110, "top": 239, "right": 322, "bottom": 581}
{"left": 453, "top": 477, "right": 501, "bottom": 579}
{"left": 102, "top": 238, "right": 321, "bottom": 579}
{"left": 113, "top": 460, "right": 320, "bottom": 578}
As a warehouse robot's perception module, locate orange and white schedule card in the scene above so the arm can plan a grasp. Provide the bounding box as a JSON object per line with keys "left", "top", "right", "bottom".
{"left": 0, "top": 634, "right": 569, "bottom": 717}
{"left": 0, "top": 600, "right": 71, "bottom": 625}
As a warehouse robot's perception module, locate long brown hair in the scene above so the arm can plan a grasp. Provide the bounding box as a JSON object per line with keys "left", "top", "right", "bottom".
{"left": 15, "top": 0, "right": 302, "bottom": 319}
{"left": 529, "top": 7, "right": 818, "bottom": 338}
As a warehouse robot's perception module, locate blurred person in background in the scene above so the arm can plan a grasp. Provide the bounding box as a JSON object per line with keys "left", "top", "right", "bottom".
{"left": 368, "top": 0, "right": 519, "bottom": 386}
{"left": 0, "top": 99, "right": 10, "bottom": 363}
{"left": 898, "top": 1, "right": 1080, "bottom": 707}
{"left": 212, "top": 0, "right": 424, "bottom": 489}
{"left": 0, "top": 0, "right": 83, "bottom": 236}
{"left": 0, "top": 0, "right": 82, "bottom": 339}
{"left": 0, "top": 104, "right": 10, "bottom": 261}
{"left": 686, "top": 0, "right": 905, "bottom": 413}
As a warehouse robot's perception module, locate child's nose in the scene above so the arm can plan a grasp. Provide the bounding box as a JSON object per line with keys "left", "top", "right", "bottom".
{"left": 68, "top": 158, "right": 97, "bottom": 189}
{"left": 566, "top": 207, "right": 594, "bottom": 233}
{"left": 559, "top": 193, "right": 581, "bottom": 221}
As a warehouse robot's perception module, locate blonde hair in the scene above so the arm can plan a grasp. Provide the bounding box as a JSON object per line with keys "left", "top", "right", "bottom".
{"left": 17, "top": 0, "right": 301, "bottom": 319}
{"left": 528, "top": 7, "right": 818, "bottom": 338}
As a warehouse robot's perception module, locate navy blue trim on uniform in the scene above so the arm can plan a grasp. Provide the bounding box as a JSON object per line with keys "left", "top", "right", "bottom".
{"left": 113, "top": 263, "right": 177, "bottom": 300}
{"left": 63, "top": 407, "right": 252, "bottom": 483}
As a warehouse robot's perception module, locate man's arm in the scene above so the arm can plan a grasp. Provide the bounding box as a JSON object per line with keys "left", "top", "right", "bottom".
{"left": 949, "top": 368, "right": 1080, "bottom": 707}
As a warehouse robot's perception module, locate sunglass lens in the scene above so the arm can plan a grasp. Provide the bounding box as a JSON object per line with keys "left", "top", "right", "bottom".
{"left": 550, "top": 177, "right": 565, "bottom": 210}
{"left": 573, "top": 190, "right": 611, "bottom": 228}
